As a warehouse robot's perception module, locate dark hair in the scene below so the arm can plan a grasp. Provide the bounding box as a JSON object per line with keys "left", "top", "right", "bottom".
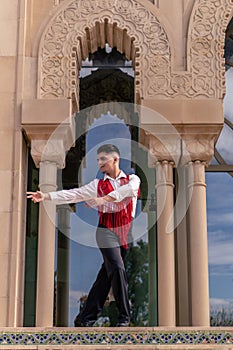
{"left": 97, "top": 144, "right": 120, "bottom": 156}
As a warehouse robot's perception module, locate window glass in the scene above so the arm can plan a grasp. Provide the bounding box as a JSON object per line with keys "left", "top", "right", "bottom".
{"left": 207, "top": 172, "right": 233, "bottom": 325}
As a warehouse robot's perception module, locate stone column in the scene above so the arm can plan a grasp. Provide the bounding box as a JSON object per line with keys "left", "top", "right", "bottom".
{"left": 187, "top": 160, "right": 210, "bottom": 326}
{"left": 145, "top": 132, "right": 180, "bottom": 327}
{"left": 56, "top": 205, "right": 71, "bottom": 327}
{"left": 36, "top": 160, "right": 57, "bottom": 326}
{"left": 182, "top": 132, "right": 216, "bottom": 327}
{"left": 31, "top": 139, "right": 67, "bottom": 327}
{"left": 156, "top": 161, "right": 176, "bottom": 326}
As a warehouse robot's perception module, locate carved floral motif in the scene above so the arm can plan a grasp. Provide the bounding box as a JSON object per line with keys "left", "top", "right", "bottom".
{"left": 40, "top": 0, "right": 231, "bottom": 101}
{"left": 39, "top": 0, "right": 171, "bottom": 101}
{"left": 189, "top": 0, "right": 232, "bottom": 98}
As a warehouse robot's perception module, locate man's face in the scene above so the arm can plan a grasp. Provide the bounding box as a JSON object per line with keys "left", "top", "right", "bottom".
{"left": 97, "top": 152, "right": 116, "bottom": 173}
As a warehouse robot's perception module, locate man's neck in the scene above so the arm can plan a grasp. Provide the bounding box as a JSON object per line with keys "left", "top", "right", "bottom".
{"left": 105, "top": 168, "right": 121, "bottom": 179}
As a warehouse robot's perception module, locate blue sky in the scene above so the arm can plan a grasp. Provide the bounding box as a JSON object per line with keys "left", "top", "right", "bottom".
{"left": 206, "top": 172, "right": 233, "bottom": 310}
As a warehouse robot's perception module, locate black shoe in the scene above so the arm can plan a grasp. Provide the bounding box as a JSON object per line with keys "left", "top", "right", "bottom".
{"left": 74, "top": 319, "right": 96, "bottom": 327}
{"left": 116, "top": 321, "right": 130, "bottom": 327}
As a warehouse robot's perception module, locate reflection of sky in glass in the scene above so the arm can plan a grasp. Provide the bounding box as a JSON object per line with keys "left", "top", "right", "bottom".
{"left": 207, "top": 173, "right": 233, "bottom": 311}
{"left": 208, "top": 69, "right": 233, "bottom": 313}
{"left": 224, "top": 68, "right": 233, "bottom": 123}
{"left": 215, "top": 124, "right": 233, "bottom": 164}
{"left": 68, "top": 114, "right": 148, "bottom": 325}
{"left": 213, "top": 68, "right": 233, "bottom": 165}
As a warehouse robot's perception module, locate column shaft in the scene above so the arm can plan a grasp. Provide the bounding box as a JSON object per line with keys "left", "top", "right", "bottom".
{"left": 56, "top": 206, "right": 71, "bottom": 326}
{"left": 36, "top": 161, "right": 57, "bottom": 326}
{"left": 156, "top": 161, "right": 176, "bottom": 326}
{"left": 187, "top": 161, "right": 210, "bottom": 326}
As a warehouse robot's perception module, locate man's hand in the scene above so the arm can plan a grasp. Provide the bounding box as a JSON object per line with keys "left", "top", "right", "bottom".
{"left": 26, "top": 191, "right": 48, "bottom": 203}
{"left": 86, "top": 195, "right": 115, "bottom": 208}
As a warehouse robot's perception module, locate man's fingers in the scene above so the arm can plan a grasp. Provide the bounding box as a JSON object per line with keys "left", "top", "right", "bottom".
{"left": 26, "top": 191, "right": 43, "bottom": 202}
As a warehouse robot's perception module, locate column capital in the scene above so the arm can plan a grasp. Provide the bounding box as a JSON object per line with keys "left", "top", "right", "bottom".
{"left": 31, "top": 139, "right": 66, "bottom": 168}
{"left": 180, "top": 125, "right": 222, "bottom": 165}
{"left": 143, "top": 132, "right": 181, "bottom": 167}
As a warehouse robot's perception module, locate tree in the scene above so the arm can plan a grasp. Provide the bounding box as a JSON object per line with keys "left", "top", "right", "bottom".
{"left": 125, "top": 240, "right": 149, "bottom": 326}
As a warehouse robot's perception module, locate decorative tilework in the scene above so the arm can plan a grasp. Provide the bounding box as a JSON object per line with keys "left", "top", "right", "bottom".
{"left": 0, "top": 329, "right": 233, "bottom": 347}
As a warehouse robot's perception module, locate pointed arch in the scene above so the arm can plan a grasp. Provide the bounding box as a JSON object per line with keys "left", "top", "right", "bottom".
{"left": 37, "top": 0, "right": 172, "bottom": 106}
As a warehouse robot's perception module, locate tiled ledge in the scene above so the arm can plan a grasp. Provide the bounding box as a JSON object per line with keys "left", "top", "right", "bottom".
{"left": 0, "top": 327, "right": 232, "bottom": 349}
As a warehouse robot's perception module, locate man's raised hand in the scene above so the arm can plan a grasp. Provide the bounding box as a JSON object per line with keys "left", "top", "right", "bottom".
{"left": 26, "top": 191, "right": 46, "bottom": 203}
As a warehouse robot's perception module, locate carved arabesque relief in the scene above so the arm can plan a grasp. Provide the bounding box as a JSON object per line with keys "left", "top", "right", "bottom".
{"left": 188, "top": 0, "right": 233, "bottom": 99}
{"left": 38, "top": 0, "right": 232, "bottom": 102}
{"left": 38, "top": 0, "right": 171, "bottom": 102}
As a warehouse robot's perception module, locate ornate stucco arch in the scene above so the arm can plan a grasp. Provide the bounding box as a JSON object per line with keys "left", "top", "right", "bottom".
{"left": 37, "top": 0, "right": 173, "bottom": 106}
{"left": 37, "top": 0, "right": 233, "bottom": 104}
{"left": 188, "top": 0, "right": 233, "bottom": 99}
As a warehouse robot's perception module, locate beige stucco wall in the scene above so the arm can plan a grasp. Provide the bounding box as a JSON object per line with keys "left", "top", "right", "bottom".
{"left": 0, "top": 0, "right": 27, "bottom": 326}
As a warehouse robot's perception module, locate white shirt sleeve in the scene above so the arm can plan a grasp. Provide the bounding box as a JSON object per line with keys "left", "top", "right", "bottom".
{"left": 108, "top": 174, "right": 140, "bottom": 202}
{"left": 49, "top": 179, "right": 98, "bottom": 204}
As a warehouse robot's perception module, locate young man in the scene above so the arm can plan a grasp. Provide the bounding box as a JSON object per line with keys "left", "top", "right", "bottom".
{"left": 27, "top": 144, "right": 140, "bottom": 327}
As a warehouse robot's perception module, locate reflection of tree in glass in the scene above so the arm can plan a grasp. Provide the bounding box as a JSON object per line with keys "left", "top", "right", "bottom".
{"left": 210, "top": 308, "right": 233, "bottom": 326}
{"left": 125, "top": 240, "right": 149, "bottom": 326}
{"left": 77, "top": 240, "right": 149, "bottom": 327}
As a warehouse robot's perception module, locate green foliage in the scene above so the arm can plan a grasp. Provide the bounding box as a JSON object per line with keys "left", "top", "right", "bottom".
{"left": 125, "top": 240, "right": 149, "bottom": 326}
{"left": 210, "top": 308, "right": 233, "bottom": 326}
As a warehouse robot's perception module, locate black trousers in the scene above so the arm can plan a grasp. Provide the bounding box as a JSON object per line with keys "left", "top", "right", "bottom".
{"left": 75, "top": 226, "right": 130, "bottom": 324}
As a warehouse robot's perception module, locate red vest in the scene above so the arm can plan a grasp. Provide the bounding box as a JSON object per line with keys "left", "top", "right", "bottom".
{"left": 97, "top": 175, "right": 134, "bottom": 249}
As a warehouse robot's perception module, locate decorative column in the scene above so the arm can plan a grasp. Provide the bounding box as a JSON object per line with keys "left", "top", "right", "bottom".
{"left": 182, "top": 131, "right": 216, "bottom": 327}
{"left": 31, "top": 140, "right": 67, "bottom": 326}
{"left": 37, "top": 160, "right": 57, "bottom": 326}
{"left": 156, "top": 161, "right": 176, "bottom": 326}
{"left": 147, "top": 133, "right": 180, "bottom": 326}
{"left": 187, "top": 160, "right": 210, "bottom": 326}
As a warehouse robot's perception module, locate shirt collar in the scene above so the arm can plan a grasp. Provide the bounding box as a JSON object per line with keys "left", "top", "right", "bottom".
{"left": 103, "top": 170, "right": 127, "bottom": 181}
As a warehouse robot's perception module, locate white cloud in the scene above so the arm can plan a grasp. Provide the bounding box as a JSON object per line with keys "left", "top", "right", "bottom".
{"left": 208, "top": 240, "right": 233, "bottom": 265}
{"left": 208, "top": 212, "right": 233, "bottom": 228}
{"left": 210, "top": 298, "right": 233, "bottom": 311}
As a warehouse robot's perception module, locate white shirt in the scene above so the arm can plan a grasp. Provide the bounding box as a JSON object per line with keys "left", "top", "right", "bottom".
{"left": 49, "top": 170, "right": 140, "bottom": 217}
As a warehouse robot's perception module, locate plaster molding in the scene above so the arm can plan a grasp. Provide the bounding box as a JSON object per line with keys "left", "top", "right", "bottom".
{"left": 31, "top": 139, "right": 66, "bottom": 168}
